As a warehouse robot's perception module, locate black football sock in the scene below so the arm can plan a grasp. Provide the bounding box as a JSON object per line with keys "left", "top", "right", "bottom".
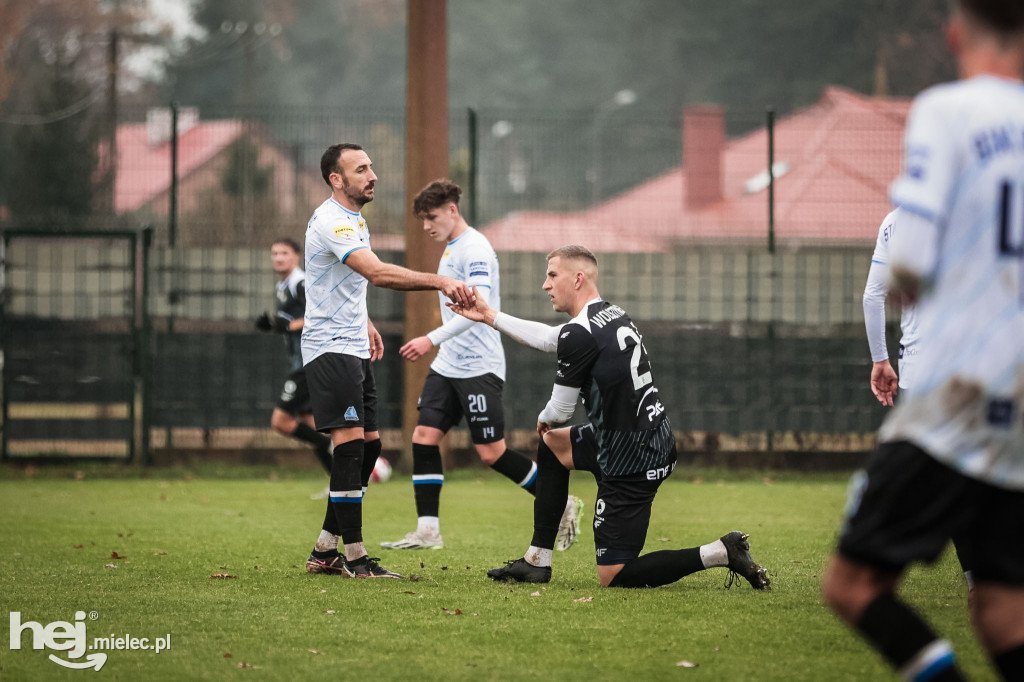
{"left": 994, "top": 643, "right": 1024, "bottom": 681}
{"left": 329, "top": 439, "right": 364, "bottom": 546}
{"left": 608, "top": 549, "right": 705, "bottom": 588}
{"left": 530, "top": 440, "right": 568, "bottom": 551}
{"left": 361, "top": 439, "right": 382, "bottom": 490}
{"left": 412, "top": 443, "right": 443, "bottom": 518}
{"left": 856, "top": 593, "right": 963, "bottom": 681}
{"left": 489, "top": 448, "right": 538, "bottom": 495}
{"left": 292, "top": 423, "right": 333, "bottom": 474}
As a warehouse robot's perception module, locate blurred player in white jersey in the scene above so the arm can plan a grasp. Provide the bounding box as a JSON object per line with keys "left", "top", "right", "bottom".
{"left": 381, "top": 180, "right": 583, "bottom": 551}
{"left": 824, "top": 2, "right": 1024, "bottom": 680}
{"left": 301, "top": 143, "right": 472, "bottom": 580}
{"left": 863, "top": 208, "right": 920, "bottom": 407}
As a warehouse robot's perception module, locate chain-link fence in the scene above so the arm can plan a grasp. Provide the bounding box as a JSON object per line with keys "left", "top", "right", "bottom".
{"left": 1, "top": 93, "right": 908, "bottom": 462}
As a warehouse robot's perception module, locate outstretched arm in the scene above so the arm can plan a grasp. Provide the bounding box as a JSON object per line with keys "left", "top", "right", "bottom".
{"left": 345, "top": 248, "right": 473, "bottom": 306}
{"left": 447, "top": 286, "right": 562, "bottom": 352}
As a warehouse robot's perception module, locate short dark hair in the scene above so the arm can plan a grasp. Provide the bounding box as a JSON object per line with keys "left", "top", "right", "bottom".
{"left": 958, "top": 0, "right": 1024, "bottom": 34}
{"left": 272, "top": 237, "right": 301, "bottom": 254}
{"left": 547, "top": 244, "right": 598, "bottom": 268}
{"left": 320, "top": 143, "right": 364, "bottom": 187}
{"left": 413, "top": 179, "right": 461, "bottom": 218}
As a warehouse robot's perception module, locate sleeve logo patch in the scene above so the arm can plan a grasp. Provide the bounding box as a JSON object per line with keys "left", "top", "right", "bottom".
{"left": 334, "top": 225, "right": 357, "bottom": 239}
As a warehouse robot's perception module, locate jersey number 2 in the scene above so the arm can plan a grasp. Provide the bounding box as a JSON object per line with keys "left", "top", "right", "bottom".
{"left": 616, "top": 326, "right": 653, "bottom": 391}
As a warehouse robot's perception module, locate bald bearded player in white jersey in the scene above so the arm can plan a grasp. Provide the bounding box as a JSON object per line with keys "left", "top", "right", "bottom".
{"left": 824, "top": 2, "right": 1024, "bottom": 680}
{"left": 301, "top": 144, "right": 472, "bottom": 580}
{"left": 381, "top": 180, "right": 584, "bottom": 552}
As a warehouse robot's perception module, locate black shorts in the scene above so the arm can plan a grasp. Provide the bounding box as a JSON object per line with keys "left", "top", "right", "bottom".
{"left": 838, "top": 440, "right": 1024, "bottom": 585}
{"left": 570, "top": 423, "right": 678, "bottom": 565}
{"left": 305, "top": 353, "right": 378, "bottom": 433}
{"left": 276, "top": 368, "right": 312, "bottom": 416}
{"left": 417, "top": 370, "right": 505, "bottom": 444}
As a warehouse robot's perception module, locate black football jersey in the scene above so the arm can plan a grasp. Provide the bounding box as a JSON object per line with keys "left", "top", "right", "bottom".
{"left": 276, "top": 268, "right": 306, "bottom": 372}
{"left": 555, "top": 299, "right": 672, "bottom": 475}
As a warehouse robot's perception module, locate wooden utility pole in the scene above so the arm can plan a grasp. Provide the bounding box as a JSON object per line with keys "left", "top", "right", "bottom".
{"left": 402, "top": 0, "right": 448, "bottom": 465}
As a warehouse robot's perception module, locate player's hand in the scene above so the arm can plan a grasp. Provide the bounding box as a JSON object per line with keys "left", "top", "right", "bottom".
{"left": 368, "top": 322, "right": 384, "bottom": 362}
{"left": 255, "top": 312, "right": 273, "bottom": 332}
{"left": 537, "top": 421, "right": 551, "bottom": 437}
{"left": 439, "top": 277, "right": 474, "bottom": 307}
{"left": 445, "top": 286, "right": 494, "bottom": 324}
{"left": 399, "top": 336, "right": 433, "bottom": 362}
{"left": 870, "top": 360, "right": 898, "bottom": 407}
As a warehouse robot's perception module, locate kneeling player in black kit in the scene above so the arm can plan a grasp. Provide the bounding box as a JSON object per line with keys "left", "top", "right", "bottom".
{"left": 450, "top": 244, "right": 770, "bottom": 589}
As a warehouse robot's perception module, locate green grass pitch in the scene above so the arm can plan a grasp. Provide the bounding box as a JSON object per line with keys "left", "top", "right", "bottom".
{"left": 0, "top": 465, "right": 998, "bottom": 681}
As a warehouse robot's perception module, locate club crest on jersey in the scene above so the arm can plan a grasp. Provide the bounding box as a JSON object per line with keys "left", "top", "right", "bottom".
{"left": 357, "top": 218, "right": 366, "bottom": 230}
{"left": 442, "top": 249, "right": 451, "bottom": 259}
{"left": 344, "top": 406, "right": 359, "bottom": 421}
{"left": 334, "top": 225, "right": 357, "bottom": 239}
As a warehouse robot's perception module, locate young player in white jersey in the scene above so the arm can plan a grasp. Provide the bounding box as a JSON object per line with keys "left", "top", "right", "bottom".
{"left": 450, "top": 245, "right": 769, "bottom": 590}
{"left": 254, "top": 238, "right": 333, "bottom": 486}
{"left": 380, "top": 180, "right": 583, "bottom": 552}
{"left": 301, "top": 143, "right": 473, "bottom": 580}
{"left": 864, "top": 210, "right": 978, "bottom": 590}
{"left": 824, "top": 3, "right": 1024, "bottom": 680}
{"left": 863, "top": 208, "right": 920, "bottom": 406}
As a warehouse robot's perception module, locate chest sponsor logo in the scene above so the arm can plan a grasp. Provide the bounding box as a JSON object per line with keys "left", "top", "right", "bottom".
{"left": 334, "top": 225, "right": 357, "bottom": 239}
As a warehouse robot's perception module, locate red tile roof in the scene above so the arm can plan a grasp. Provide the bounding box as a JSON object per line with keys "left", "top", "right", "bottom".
{"left": 481, "top": 87, "right": 911, "bottom": 252}
{"left": 113, "top": 120, "right": 244, "bottom": 213}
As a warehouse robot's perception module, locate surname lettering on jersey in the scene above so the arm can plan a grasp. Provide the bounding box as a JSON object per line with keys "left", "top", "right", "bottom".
{"left": 590, "top": 305, "right": 626, "bottom": 328}
{"left": 973, "top": 124, "right": 1024, "bottom": 163}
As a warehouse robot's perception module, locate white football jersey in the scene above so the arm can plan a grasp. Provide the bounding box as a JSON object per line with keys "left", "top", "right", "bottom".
{"left": 881, "top": 75, "right": 1024, "bottom": 489}
{"left": 429, "top": 227, "right": 506, "bottom": 380}
{"left": 301, "top": 197, "right": 372, "bottom": 364}
{"left": 867, "top": 208, "right": 920, "bottom": 389}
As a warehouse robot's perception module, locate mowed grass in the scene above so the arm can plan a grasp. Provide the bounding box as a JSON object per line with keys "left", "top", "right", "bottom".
{"left": 0, "top": 465, "right": 998, "bottom": 681}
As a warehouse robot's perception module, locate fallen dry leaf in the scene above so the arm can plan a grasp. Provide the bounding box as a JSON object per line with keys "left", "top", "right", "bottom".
{"left": 210, "top": 573, "right": 237, "bottom": 579}
{"left": 153, "top": 550, "right": 168, "bottom": 556}
{"left": 73, "top": 545, "right": 83, "bottom": 549}
{"left": 325, "top": 610, "right": 336, "bottom": 615}
{"left": 403, "top": 590, "right": 416, "bottom": 594}
{"left": 308, "top": 649, "right": 320, "bottom": 655}
{"left": 237, "top": 662, "right": 259, "bottom": 669}
{"left": 104, "top": 563, "right": 117, "bottom": 568}
{"left": 530, "top": 591, "right": 541, "bottom": 597}
{"left": 223, "top": 653, "right": 232, "bottom": 658}
{"left": 676, "top": 661, "right": 698, "bottom": 668}
{"left": 110, "top": 551, "right": 126, "bottom": 560}
{"left": 573, "top": 597, "right": 594, "bottom": 603}
{"left": 441, "top": 608, "right": 463, "bottom": 616}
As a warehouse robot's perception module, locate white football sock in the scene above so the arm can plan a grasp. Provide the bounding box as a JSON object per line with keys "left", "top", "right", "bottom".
{"left": 344, "top": 542, "right": 367, "bottom": 562}
{"left": 315, "top": 530, "right": 340, "bottom": 553}
{"left": 524, "top": 546, "right": 552, "bottom": 567}
{"left": 418, "top": 516, "right": 441, "bottom": 534}
{"left": 699, "top": 539, "right": 728, "bottom": 568}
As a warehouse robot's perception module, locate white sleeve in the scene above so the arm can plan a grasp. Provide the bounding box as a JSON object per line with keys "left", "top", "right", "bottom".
{"left": 863, "top": 261, "right": 889, "bottom": 362}
{"left": 493, "top": 312, "right": 563, "bottom": 353}
{"left": 426, "top": 287, "right": 490, "bottom": 346}
{"left": 537, "top": 383, "right": 580, "bottom": 427}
